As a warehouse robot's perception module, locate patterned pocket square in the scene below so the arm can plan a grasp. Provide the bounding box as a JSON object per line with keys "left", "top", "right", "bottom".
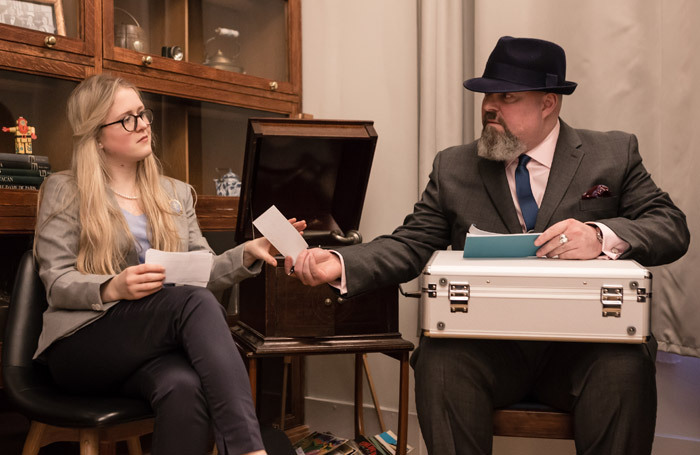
{"left": 582, "top": 184, "right": 611, "bottom": 199}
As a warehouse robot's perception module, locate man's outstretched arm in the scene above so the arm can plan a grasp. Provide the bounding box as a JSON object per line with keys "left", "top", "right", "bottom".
{"left": 285, "top": 248, "right": 342, "bottom": 287}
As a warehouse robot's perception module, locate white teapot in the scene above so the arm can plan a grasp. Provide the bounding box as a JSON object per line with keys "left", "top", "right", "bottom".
{"left": 214, "top": 169, "right": 241, "bottom": 197}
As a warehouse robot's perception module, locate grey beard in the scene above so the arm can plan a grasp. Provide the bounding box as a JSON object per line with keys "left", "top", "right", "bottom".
{"left": 477, "top": 124, "right": 527, "bottom": 161}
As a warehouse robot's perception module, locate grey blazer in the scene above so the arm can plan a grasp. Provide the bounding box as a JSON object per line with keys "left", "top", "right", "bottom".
{"left": 340, "top": 120, "right": 690, "bottom": 297}
{"left": 33, "top": 172, "right": 260, "bottom": 358}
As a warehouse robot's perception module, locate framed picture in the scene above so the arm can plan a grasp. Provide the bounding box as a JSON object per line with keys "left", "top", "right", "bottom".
{"left": 0, "top": 0, "right": 65, "bottom": 36}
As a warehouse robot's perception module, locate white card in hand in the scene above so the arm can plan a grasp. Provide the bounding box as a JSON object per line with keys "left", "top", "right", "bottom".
{"left": 253, "top": 205, "right": 308, "bottom": 265}
{"left": 145, "top": 249, "right": 213, "bottom": 287}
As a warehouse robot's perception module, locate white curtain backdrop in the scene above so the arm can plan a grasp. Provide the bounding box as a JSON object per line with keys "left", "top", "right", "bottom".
{"left": 417, "top": 0, "right": 474, "bottom": 193}
{"left": 419, "top": 0, "right": 699, "bottom": 356}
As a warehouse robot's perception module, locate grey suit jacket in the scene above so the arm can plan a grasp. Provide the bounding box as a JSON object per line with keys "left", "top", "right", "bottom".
{"left": 33, "top": 172, "right": 260, "bottom": 358}
{"left": 340, "top": 120, "right": 690, "bottom": 297}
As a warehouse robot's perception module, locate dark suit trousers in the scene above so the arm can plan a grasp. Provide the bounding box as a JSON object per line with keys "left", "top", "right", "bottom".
{"left": 45, "top": 286, "right": 263, "bottom": 455}
{"left": 410, "top": 336, "right": 657, "bottom": 455}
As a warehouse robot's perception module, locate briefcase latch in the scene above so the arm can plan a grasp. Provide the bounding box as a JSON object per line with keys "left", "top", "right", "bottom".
{"left": 449, "top": 282, "right": 470, "bottom": 313}
{"left": 601, "top": 285, "right": 623, "bottom": 317}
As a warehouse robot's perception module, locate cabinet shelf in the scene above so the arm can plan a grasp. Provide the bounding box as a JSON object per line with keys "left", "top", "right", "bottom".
{"left": 0, "top": 189, "right": 239, "bottom": 234}
{"left": 103, "top": 59, "right": 299, "bottom": 113}
{"left": 0, "top": 46, "right": 92, "bottom": 80}
{"left": 0, "top": 189, "right": 39, "bottom": 235}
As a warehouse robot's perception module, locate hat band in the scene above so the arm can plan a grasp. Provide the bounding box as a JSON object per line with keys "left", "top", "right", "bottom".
{"left": 485, "top": 61, "right": 560, "bottom": 88}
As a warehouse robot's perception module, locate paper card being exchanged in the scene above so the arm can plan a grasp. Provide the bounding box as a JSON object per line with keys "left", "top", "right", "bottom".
{"left": 253, "top": 205, "right": 308, "bottom": 265}
{"left": 145, "top": 249, "right": 214, "bottom": 287}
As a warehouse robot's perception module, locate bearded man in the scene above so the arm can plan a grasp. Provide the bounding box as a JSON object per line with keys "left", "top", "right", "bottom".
{"left": 287, "top": 36, "right": 689, "bottom": 454}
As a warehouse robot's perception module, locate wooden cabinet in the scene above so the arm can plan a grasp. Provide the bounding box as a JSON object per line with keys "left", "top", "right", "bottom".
{"left": 0, "top": 3, "right": 308, "bottom": 437}
{"left": 0, "top": 1, "right": 302, "bottom": 361}
{"left": 0, "top": 0, "right": 301, "bottom": 229}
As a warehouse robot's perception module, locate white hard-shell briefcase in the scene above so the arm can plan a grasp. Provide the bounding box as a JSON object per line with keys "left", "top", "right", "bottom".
{"left": 420, "top": 251, "right": 651, "bottom": 343}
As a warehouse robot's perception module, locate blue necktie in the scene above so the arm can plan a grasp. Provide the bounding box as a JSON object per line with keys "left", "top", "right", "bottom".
{"left": 515, "top": 154, "right": 538, "bottom": 231}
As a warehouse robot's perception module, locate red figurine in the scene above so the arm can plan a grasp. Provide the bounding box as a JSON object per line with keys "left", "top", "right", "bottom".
{"left": 2, "top": 116, "right": 37, "bottom": 154}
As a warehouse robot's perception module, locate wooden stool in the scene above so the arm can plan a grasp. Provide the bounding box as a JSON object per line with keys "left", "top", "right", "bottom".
{"left": 232, "top": 325, "right": 414, "bottom": 455}
{"left": 493, "top": 402, "right": 574, "bottom": 439}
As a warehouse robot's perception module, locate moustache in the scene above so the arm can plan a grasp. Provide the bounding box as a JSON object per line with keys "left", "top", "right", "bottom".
{"left": 482, "top": 112, "right": 506, "bottom": 128}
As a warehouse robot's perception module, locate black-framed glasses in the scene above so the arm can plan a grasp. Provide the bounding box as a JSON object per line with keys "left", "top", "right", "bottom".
{"left": 100, "top": 109, "right": 154, "bottom": 132}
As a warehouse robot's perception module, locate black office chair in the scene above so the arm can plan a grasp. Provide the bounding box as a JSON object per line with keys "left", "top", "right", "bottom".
{"left": 2, "top": 251, "right": 154, "bottom": 455}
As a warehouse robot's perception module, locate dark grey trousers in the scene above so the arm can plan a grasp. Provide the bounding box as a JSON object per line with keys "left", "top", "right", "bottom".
{"left": 411, "top": 336, "right": 657, "bottom": 455}
{"left": 45, "top": 286, "right": 263, "bottom": 455}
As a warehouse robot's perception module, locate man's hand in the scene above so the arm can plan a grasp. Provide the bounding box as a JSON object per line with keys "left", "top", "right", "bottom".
{"left": 284, "top": 248, "right": 342, "bottom": 286}
{"left": 534, "top": 218, "right": 603, "bottom": 259}
{"left": 243, "top": 218, "right": 306, "bottom": 268}
{"left": 100, "top": 263, "right": 166, "bottom": 302}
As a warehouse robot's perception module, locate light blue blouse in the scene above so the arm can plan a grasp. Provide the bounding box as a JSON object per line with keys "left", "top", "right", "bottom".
{"left": 121, "top": 209, "right": 150, "bottom": 263}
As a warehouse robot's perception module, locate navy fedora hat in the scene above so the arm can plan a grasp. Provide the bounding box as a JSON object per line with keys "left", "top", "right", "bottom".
{"left": 464, "top": 36, "right": 577, "bottom": 95}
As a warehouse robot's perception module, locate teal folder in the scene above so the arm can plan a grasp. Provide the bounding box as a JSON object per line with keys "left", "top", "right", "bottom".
{"left": 463, "top": 232, "right": 540, "bottom": 258}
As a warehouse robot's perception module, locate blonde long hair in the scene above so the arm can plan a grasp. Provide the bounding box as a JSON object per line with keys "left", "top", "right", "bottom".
{"left": 62, "top": 73, "right": 181, "bottom": 274}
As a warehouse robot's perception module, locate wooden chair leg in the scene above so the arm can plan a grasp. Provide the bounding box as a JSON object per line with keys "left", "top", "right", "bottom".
{"left": 22, "top": 421, "right": 45, "bottom": 455}
{"left": 280, "top": 355, "right": 292, "bottom": 430}
{"left": 99, "top": 441, "right": 117, "bottom": 455}
{"left": 22, "top": 419, "right": 154, "bottom": 455}
{"left": 354, "top": 353, "right": 364, "bottom": 438}
{"left": 362, "top": 353, "right": 386, "bottom": 432}
{"left": 248, "top": 357, "right": 258, "bottom": 407}
{"left": 396, "top": 351, "right": 409, "bottom": 455}
{"left": 79, "top": 428, "right": 100, "bottom": 455}
{"left": 126, "top": 436, "right": 144, "bottom": 455}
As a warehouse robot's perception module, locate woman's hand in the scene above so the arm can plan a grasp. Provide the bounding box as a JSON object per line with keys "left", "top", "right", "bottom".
{"left": 100, "top": 263, "right": 166, "bottom": 302}
{"left": 243, "top": 218, "right": 306, "bottom": 268}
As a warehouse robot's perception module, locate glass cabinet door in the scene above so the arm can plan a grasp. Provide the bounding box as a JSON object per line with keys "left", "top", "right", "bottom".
{"left": 140, "top": 89, "right": 286, "bottom": 233}
{"left": 190, "top": 0, "right": 289, "bottom": 82}
{"left": 141, "top": 90, "right": 286, "bottom": 197}
{"left": 0, "top": 0, "right": 94, "bottom": 58}
{"left": 104, "top": 0, "right": 300, "bottom": 103}
{"left": 0, "top": 69, "right": 78, "bottom": 172}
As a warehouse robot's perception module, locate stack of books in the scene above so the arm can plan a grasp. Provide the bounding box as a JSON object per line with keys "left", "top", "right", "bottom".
{"left": 293, "top": 430, "right": 412, "bottom": 455}
{"left": 0, "top": 152, "right": 51, "bottom": 190}
{"left": 365, "top": 431, "right": 412, "bottom": 455}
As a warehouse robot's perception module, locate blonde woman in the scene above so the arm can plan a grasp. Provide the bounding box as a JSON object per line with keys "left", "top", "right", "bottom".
{"left": 33, "top": 74, "right": 303, "bottom": 455}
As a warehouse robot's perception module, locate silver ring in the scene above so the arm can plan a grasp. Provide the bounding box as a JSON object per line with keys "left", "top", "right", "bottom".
{"left": 559, "top": 234, "right": 568, "bottom": 245}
